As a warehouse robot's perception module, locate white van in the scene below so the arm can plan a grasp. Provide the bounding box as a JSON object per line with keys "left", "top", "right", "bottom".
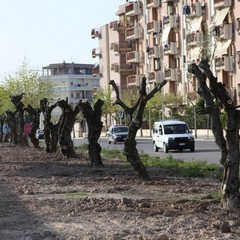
{"left": 152, "top": 120, "right": 195, "bottom": 153}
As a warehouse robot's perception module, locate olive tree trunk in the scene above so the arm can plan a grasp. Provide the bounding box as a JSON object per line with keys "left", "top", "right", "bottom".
{"left": 189, "top": 60, "right": 240, "bottom": 209}
{"left": 57, "top": 99, "right": 81, "bottom": 158}
{"left": 110, "top": 76, "right": 167, "bottom": 180}
{"left": 78, "top": 99, "right": 104, "bottom": 166}
{"left": 40, "top": 98, "right": 59, "bottom": 153}
{"left": 25, "top": 104, "right": 41, "bottom": 148}
{"left": 10, "top": 94, "right": 28, "bottom": 146}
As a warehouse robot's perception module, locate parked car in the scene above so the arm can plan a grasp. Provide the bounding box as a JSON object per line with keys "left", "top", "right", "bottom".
{"left": 152, "top": 120, "right": 195, "bottom": 153}
{"left": 35, "top": 129, "right": 44, "bottom": 140}
{"left": 106, "top": 125, "right": 128, "bottom": 144}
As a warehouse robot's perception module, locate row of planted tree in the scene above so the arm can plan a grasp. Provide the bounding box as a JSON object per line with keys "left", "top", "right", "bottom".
{"left": 1, "top": 60, "right": 240, "bottom": 209}
{"left": 0, "top": 77, "right": 166, "bottom": 176}
{"left": 0, "top": 93, "right": 104, "bottom": 165}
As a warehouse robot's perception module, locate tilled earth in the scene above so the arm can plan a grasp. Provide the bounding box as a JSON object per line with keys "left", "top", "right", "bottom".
{"left": 0, "top": 143, "right": 240, "bottom": 240}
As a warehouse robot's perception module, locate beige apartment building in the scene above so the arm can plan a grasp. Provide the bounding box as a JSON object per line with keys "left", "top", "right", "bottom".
{"left": 92, "top": 0, "right": 240, "bottom": 110}
{"left": 41, "top": 62, "right": 100, "bottom": 116}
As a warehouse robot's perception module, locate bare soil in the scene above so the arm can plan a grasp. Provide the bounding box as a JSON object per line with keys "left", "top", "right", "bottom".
{"left": 0, "top": 142, "right": 240, "bottom": 240}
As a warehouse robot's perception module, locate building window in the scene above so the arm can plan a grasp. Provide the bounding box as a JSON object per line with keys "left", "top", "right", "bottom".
{"left": 238, "top": 51, "right": 240, "bottom": 69}
{"left": 70, "top": 82, "right": 73, "bottom": 86}
{"left": 237, "top": 18, "right": 240, "bottom": 34}
{"left": 71, "top": 92, "right": 74, "bottom": 98}
{"left": 154, "top": 59, "right": 160, "bottom": 71}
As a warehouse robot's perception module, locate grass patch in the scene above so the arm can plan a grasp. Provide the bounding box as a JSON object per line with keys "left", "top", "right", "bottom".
{"left": 209, "top": 192, "right": 221, "bottom": 201}
{"left": 101, "top": 148, "right": 126, "bottom": 160}
{"left": 142, "top": 155, "right": 222, "bottom": 178}
{"left": 65, "top": 192, "right": 86, "bottom": 199}
{"left": 75, "top": 144, "right": 222, "bottom": 179}
{"left": 76, "top": 144, "right": 126, "bottom": 160}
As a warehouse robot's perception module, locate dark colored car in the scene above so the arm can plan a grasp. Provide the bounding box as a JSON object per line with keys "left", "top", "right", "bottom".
{"left": 35, "top": 129, "right": 44, "bottom": 140}
{"left": 106, "top": 125, "right": 128, "bottom": 144}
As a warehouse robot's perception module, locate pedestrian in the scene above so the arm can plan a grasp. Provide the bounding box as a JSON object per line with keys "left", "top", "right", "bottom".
{"left": 3, "top": 122, "right": 10, "bottom": 142}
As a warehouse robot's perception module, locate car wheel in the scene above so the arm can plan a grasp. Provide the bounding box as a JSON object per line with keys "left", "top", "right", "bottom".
{"left": 113, "top": 139, "right": 117, "bottom": 144}
{"left": 190, "top": 146, "right": 195, "bottom": 152}
{"left": 107, "top": 136, "right": 111, "bottom": 144}
{"left": 163, "top": 143, "right": 169, "bottom": 153}
{"left": 153, "top": 142, "right": 159, "bottom": 152}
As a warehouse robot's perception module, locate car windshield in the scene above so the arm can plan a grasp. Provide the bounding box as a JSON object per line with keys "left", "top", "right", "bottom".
{"left": 164, "top": 124, "right": 189, "bottom": 134}
{"left": 114, "top": 126, "right": 128, "bottom": 133}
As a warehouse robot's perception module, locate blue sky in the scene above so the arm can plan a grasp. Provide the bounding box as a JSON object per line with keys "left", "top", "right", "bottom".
{"left": 0, "top": 0, "right": 125, "bottom": 76}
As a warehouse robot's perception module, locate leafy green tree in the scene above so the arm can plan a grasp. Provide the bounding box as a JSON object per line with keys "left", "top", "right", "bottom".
{"left": 1, "top": 61, "right": 54, "bottom": 109}
{"left": 0, "top": 86, "right": 12, "bottom": 114}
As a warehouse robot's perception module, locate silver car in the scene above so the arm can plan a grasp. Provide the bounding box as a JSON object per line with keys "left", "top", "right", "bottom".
{"left": 106, "top": 125, "right": 128, "bottom": 144}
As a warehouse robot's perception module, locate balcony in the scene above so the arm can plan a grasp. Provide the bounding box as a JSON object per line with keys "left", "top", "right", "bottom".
{"left": 164, "top": 68, "right": 179, "bottom": 81}
{"left": 163, "top": 42, "right": 178, "bottom": 55}
{"left": 148, "top": 46, "right": 162, "bottom": 58}
{"left": 163, "top": 15, "right": 179, "bottom": 28}
{"left": 126, "top": 26, "right": 143, "bottom": 40}
{"left": 125, "top": 2, "right": 142, "bottom": 16}
{"left": 186, "top": 32, "right": 203, "bottom": 46}
{"left": 111, "top": 64, "right": 120, "bottom": 73}
{"left": 118, "top": 41, "right": 133, "bottom": 52}
{"left": 214, "top": 0, "right": 232, "bottom": 9}
{"left": 219, "top": 24, "right": 233, "bottom": 40}
{"left": 109, "top": 21, "right": 119, "bottom": 31}
{"left": 215, "top": 56, "right": 233, "bottom": 72}
{"left": 127, "top": 74, "right": 141, "bottom": 87}
{"left": 91, "top": 28, "right": 101, "bottom": 39}
{"left": 148, "top": 71, "right": 164, "bottom": 83}
{"left": 92, "top": 48, "right": 101, "bottom": 58}
{"left": 119, "top": 63, "right": 135, "bottom": 73}
{"left": 110, "top": 43, "right": 119, "bottom": 52}
{"left": 185, "top": 2, "right": 203, "bottom": 18}
{"left": 126, "top": 51, "right": 142, "bottom": 63}
{"left": 92, "top": 65, "right": 99, "bottom": 77}
{"left": 147, "top": 0, "right": 160, "bottom": 8}
{"left": 147, "top": 20, "right": 161, "bottom": 33}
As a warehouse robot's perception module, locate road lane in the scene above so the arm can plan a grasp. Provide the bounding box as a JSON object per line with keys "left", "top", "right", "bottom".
{"left": 73, "top": 137, "right": 221, "bottom": 165}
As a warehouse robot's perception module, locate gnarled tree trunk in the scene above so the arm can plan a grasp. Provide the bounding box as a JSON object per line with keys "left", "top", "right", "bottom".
{"left": 0, "top": 116, "right": 4, "bottom": 142}
{"left": 25, "top": 104, "right": 41, "bottom": 148}
{"left": 189, "top": 60, "right": 240, "bottom": 209}
{"left": 78, "top": 99, "right": 104, "bottom": 166}
{"left": 10, "top": 94, "right": 28, "bottom": 146}
{"left": 57, "top": 99, "right": 80, "bottom": 158}
{"left": 40, "top": 98, "right": 59, "bottom": 153}
{"left": 110, "top": 76, "right": 167, "bottom": 180}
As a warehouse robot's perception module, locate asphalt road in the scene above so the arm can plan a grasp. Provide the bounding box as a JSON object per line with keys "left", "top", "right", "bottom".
{"left": 73, "top": 137, "right": 221, "bottom": 165}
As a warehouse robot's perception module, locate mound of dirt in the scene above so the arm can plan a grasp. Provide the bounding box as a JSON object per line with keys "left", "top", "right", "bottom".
{"left": 0, "top": 143, "right": 240, "bottom": 240}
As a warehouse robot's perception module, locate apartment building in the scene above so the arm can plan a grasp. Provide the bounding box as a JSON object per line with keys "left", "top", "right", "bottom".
{"left": 41, "top": 61, "right": 100, "bottom": 116}
{"left": 92, "top": 0, "right": 240, "bottom": 107}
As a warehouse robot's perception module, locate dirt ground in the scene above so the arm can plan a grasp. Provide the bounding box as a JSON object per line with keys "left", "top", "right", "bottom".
{"left": 0, "top": 142, "right": 240, "bottom": 240}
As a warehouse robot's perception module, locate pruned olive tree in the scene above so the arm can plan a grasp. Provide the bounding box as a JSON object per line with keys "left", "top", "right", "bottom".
{"left": 24, "top": 104, "right": 41, "bottom": 148}
{"left": 110, "top": 76, "right": 167, "bottom": 180}
{"left": 9, "top": 93, "right": 28, "bottom": 146}
{"left": 56, "top": 98, "right": 81, "bottom": 158}
{"left": 40, "top": 98, "right": 59, "bottom": 153}
{"left": 78, "top": 99, "right": 104, "bottom": 166}
{"left": 188, "top": 60, "right": 240, "bottom": 209}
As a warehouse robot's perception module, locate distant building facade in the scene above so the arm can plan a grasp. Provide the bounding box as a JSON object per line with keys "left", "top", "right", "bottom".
{"left": 92, "top": 0, "right": 240, "bottom": 107}
{"left": 41, "top": 61, "right": 100, "bottom": 116}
